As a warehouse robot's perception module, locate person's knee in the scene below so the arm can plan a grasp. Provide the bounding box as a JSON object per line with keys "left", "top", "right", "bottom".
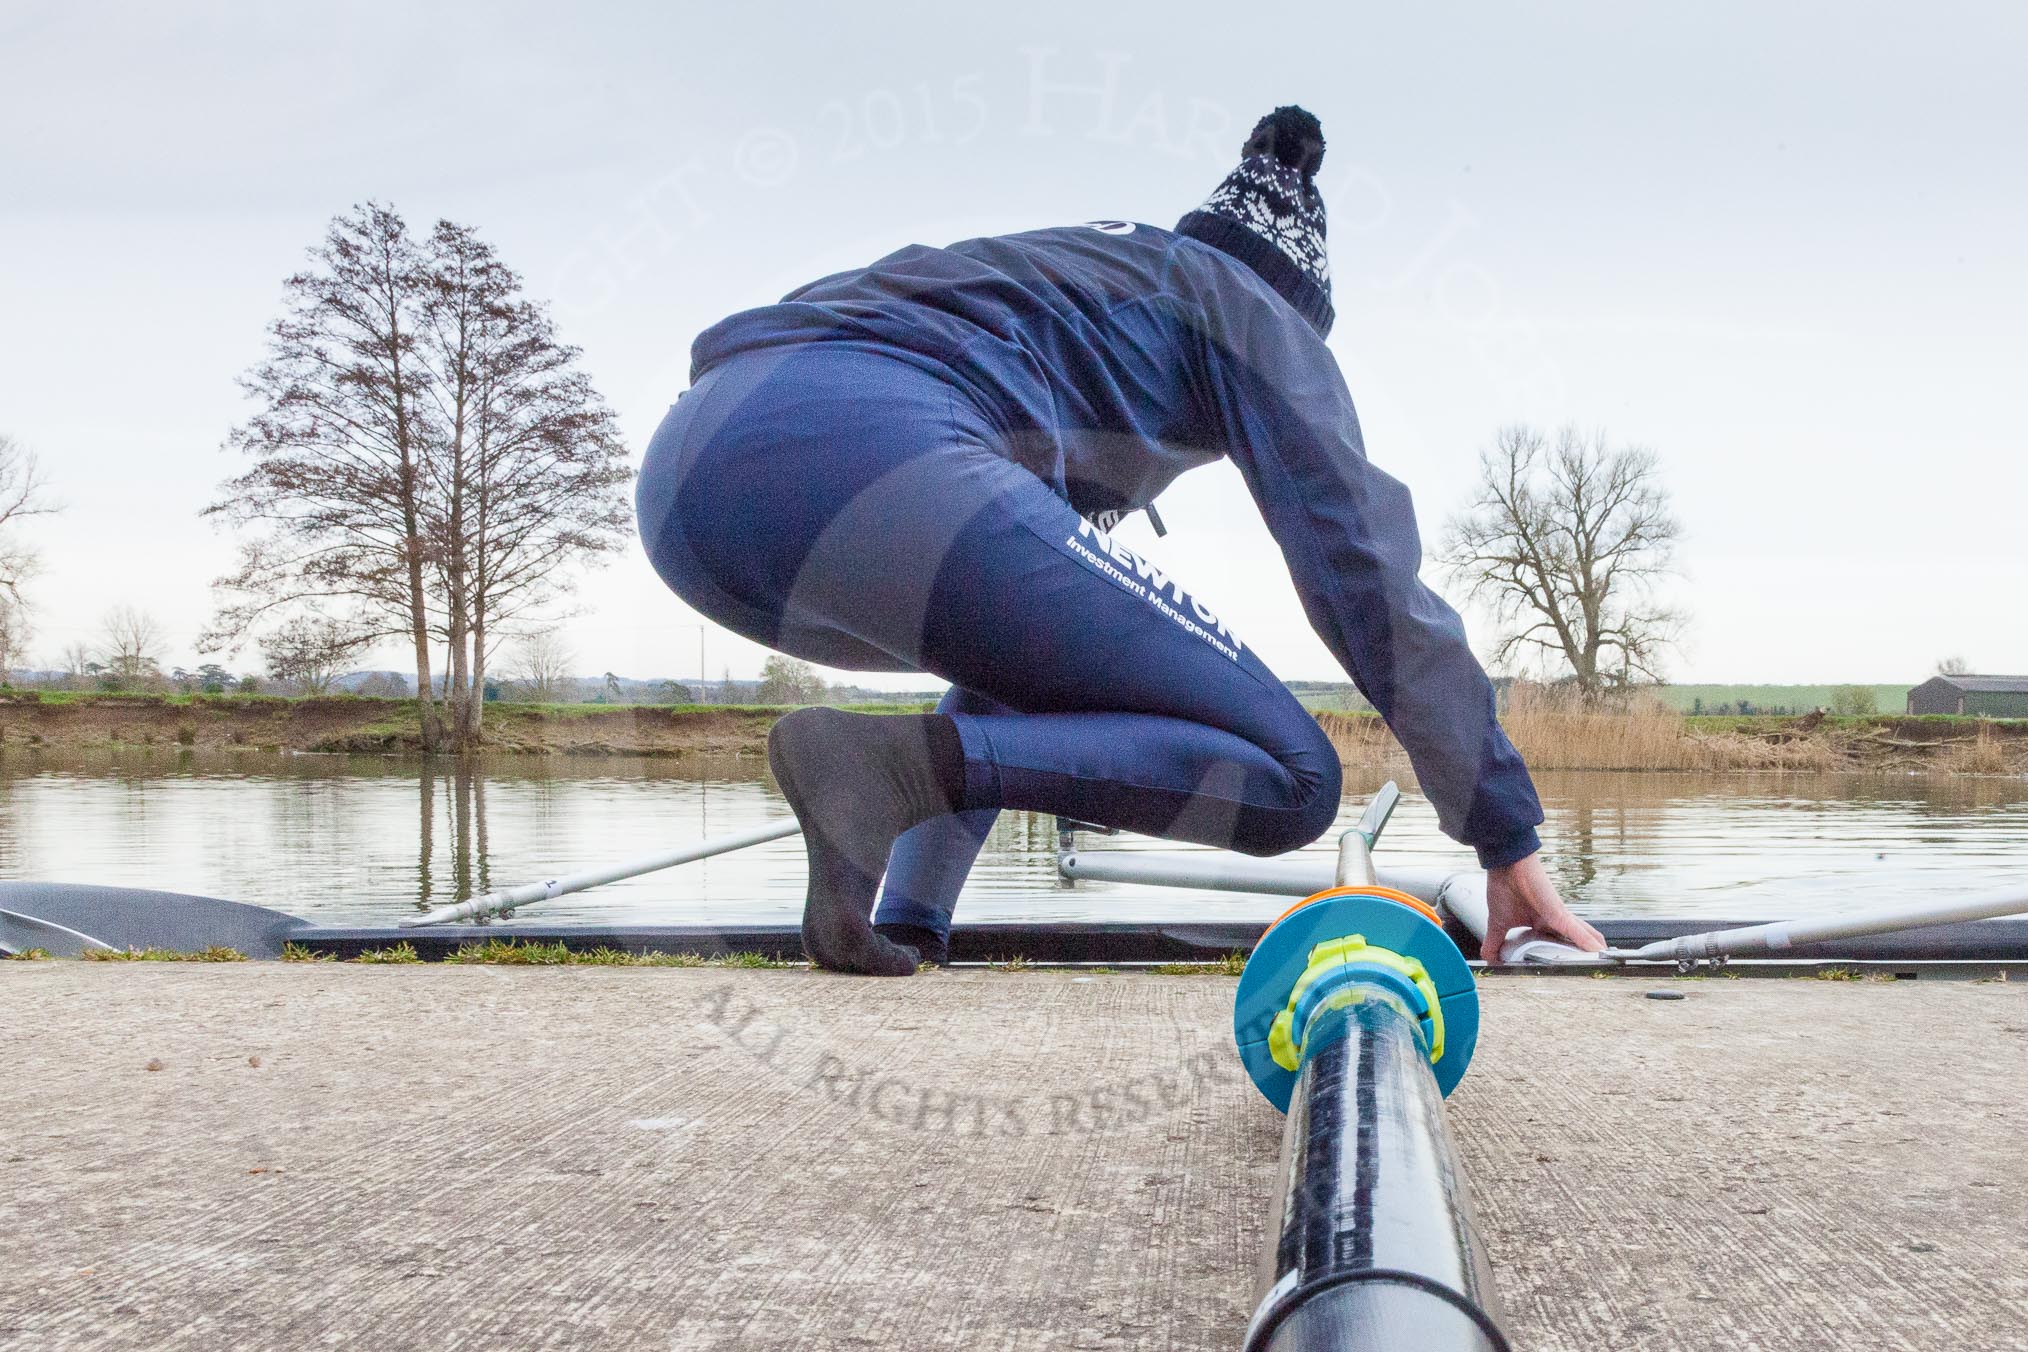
{"left": 1240, "top": 732, "right": 1343, "bottom": 857}
{"left": 1290, "top": 756, "right": 1345, "bottom": 852}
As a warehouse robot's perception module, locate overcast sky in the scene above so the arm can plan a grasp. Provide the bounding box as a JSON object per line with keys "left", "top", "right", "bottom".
{"left": 3, "top": 0, "right": 2023, "bottom": 688}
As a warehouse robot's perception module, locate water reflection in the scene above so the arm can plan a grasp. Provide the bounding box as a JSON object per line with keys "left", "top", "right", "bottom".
{"left": 0, "top": 748, "right": 2022, "bottom": 928}
{"left": 413, "top": 765, "right": 492, "bottom": 913}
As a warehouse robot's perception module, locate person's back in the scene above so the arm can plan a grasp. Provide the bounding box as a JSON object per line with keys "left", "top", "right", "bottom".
{"left": 691, "top": 219, "right": 1317, "bottom": 531}
{"left": 634, "top": 103, "right": 1603, "bottom": 975}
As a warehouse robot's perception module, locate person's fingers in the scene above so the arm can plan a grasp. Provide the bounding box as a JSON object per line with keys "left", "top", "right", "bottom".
{"left": 1546, "top": 906, "right": 1606, "bottom": 952}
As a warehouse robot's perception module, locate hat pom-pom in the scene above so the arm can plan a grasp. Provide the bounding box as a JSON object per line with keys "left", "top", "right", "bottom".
{"left": 1241, "top": 105, "right": 1325, "bottom": 180}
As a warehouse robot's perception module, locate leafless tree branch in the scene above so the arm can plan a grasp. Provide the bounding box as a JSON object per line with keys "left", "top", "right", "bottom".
{"left": 1439, "top": 423, "right": 1685, "bottom": 699}
{"left": 207, "top": 205, "right": 633, "bottom": 749}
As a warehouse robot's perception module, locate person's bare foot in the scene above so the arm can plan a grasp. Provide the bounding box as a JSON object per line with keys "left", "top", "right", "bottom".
{"left": 767, "top": 708, "right": 963, "bottom": 976}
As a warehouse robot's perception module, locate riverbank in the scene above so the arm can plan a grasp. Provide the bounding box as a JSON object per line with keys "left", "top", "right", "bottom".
{"left": 0, "top": 692, "right": 885, "bottom": 759}
{"left": 3, "top": 963, "right": 2023, "bottom": 1350}
{"left": 2, "top": 691, "right": 2021, "bottom": 775}
{"left": 1323, "top": 706, "right": 2028, "bottom": 775}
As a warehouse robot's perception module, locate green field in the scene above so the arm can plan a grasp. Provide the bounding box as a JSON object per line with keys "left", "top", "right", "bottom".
{"left": 1290, "top": 686, "right": 1375, "bottom": 714}
{"left": 1650, "top": 685, "right": 1909, "bottom": 715}
{"left": 1286, "top": 682, "right": 1913, "bottom": 716}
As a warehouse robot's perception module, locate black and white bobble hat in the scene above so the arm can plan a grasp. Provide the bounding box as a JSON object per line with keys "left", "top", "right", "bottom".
{"left": 1176, "top": 105, "right": 1333, "bottom": 337}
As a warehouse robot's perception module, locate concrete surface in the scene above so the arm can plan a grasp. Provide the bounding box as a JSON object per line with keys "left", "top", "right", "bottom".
{"left": 2, "top": 964, "right": 2024, "bottom": 1351}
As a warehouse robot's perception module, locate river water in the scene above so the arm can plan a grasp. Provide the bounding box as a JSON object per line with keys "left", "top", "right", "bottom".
{"left": 3, "top": 749, "right": 2023, "bottom": 928}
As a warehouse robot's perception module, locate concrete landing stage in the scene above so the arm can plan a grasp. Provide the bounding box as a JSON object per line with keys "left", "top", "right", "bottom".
{"left": 3, "top": 965, "right": 2024, "bottom": 1350}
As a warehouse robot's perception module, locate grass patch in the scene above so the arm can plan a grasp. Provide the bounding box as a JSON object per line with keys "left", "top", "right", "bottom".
{"left": 446, "top": 938, "right": 574, "bottom": 965}
{"left": 440, "top": 939, "right": 796, "bottom": 969}
{"left": 591, "top": 948, "right": 707, "bottom": 967}
{"left": 81, "top": 945, "right": 249, "bottom": 962}
{"left": 575, "top": 945, "right": 673, "bottom": 966}
{"left": 710, "top": 950, "right": 793, "bottom": 969}
{"left": 43, "top": 937, "right": 803, "bottom": 968}
{"left": 1811, "top": 966, "right": 1863, "bottom": 981}
{"left": 21, "top": 690, "right": 304, "bottom": 710}
{"left": 352, "top": 720, "right": 414, "bottom": 738}
{"left": 1150, "top": 953, "right": 1248, "bottom": 976}
{"left": 987, "top": 955, "right": 1033, "bottom": 972}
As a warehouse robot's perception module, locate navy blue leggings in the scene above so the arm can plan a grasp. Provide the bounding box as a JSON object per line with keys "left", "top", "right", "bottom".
{"left": 636, "top": 344, "right": 1342, "bottom": 940}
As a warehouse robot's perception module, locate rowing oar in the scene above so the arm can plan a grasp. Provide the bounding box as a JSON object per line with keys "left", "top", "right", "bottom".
{"left": 399, "top": 819, "right": 804, "bottom": 927}
{"left": 1602, "top": 882, "right": 2028, "bottom": 964}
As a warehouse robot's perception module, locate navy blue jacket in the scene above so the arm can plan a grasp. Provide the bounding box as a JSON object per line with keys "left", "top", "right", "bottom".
{"left": 692, "top": 221, "right": 1544, "bottom": 867}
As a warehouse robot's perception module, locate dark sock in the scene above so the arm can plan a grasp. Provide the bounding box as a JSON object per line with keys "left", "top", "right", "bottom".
{"left": 874, "top": 922, "right": 950, "bottom": 967}
{"left": 767, "top": 708, "right": 965, "bottom": 976}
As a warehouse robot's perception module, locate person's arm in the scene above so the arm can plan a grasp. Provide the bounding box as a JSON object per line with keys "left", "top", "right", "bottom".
{"left": 1202, "top": 335, "right": 1540, "bottom": 863}
{"left": 1178, "top": 263, "right": 1601, "bottom": 955}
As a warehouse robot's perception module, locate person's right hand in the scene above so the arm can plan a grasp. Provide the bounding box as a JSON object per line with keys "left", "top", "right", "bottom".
{"left": 1481, "top": 852, "right": 1604, "bottom": 965}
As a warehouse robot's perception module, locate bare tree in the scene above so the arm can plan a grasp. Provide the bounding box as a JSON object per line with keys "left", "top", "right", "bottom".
{"left": 0, "top": 436, "right": 60, "bottom": 681}
{"left": 414, "top": 220, "right": 500, "bottom": 739}
{"left": 60, "top": 641, "right": 93, "bottom": 692}
{"left": 1441, "top": 425, "right": 1683, "bottom": 699}
{"left": 209, "top": 205, "right": 631, "bottom": 751}
{"left": 1935, "top": 655, "right": 1973, "bottom": 676}
{"left": 206, "top": 204, "right": 445, "bottom": 741}
{"left": 260, "top": 615, "right": 373, "bottom": 695}
{"left": 0, "top": 435, "right": 56, "bottom": 606}
{"left": 506, "top": 629, "right": 576, "bottom": 702}
{"left": 0, "top": 595, "right": 30, "bottom": 684}
{"left": 417, "top": 221, "right": 632, "bottom": 742}
{"left": 99, "top": 606, "right": 166, "bottom": 691}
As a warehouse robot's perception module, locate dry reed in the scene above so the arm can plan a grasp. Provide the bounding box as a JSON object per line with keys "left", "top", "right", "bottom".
{"left": 1942, "top": 721, "right": 2011, "bottom": 775}
{"left": 1501, "top": 686, "right": 1710, "bottom": 770}
{"left": 1319, "top": 685, "right": 1842, "bottom": 773}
